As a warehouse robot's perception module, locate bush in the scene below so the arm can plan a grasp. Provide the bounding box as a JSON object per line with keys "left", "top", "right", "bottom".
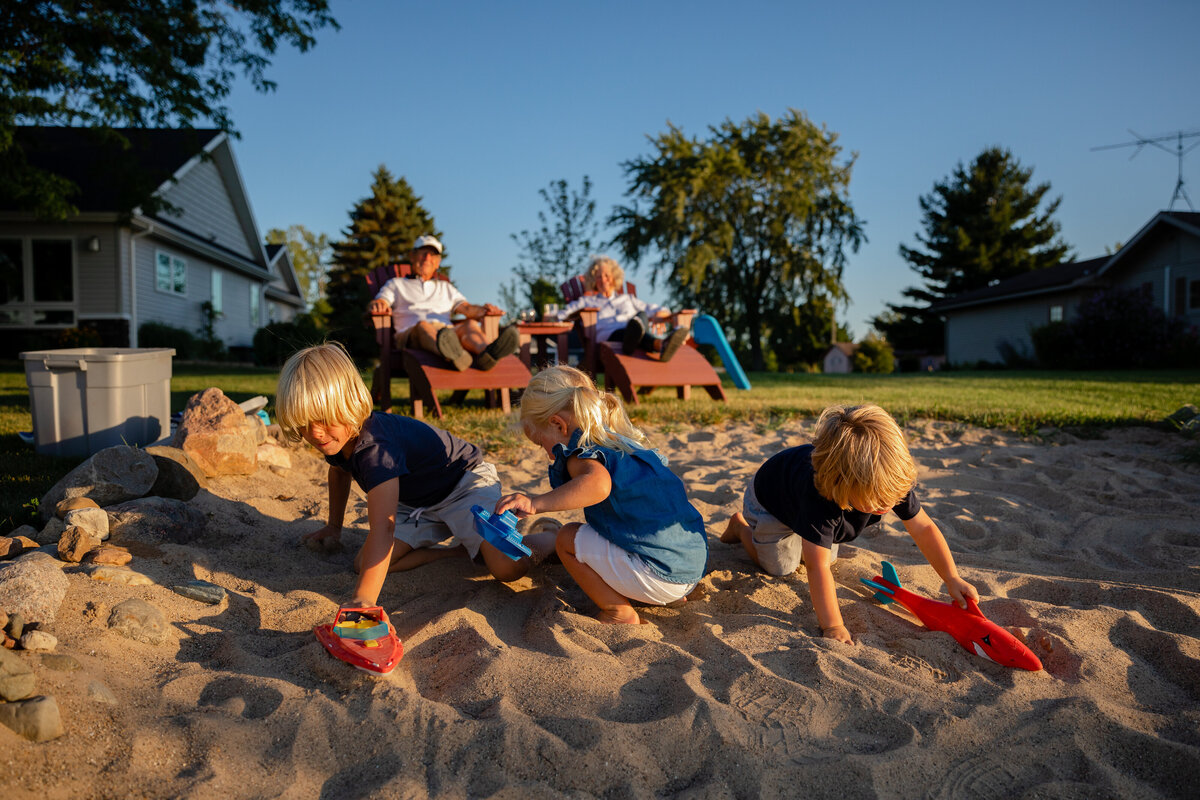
{"left": 852, "top": 334, "right": 895, "bottom": 374}
{"left": 55, "top": 326, "right": 103, "bottom": 348}
{"left": 1030, "top": 320, "right": 1077, "bottom": 369}
{"left": 253, "top": 314, "right": 327, "bottom": 366}
{"left": 139, "top": 321, "right": 198, "bottom": 359}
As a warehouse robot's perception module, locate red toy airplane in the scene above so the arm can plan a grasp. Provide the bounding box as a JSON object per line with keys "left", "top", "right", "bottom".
{"left": 313, "top": 606, "right": 403, "bottom": 675}
{"left": 861, "top": 561, "right": 1042, "bottom": 671}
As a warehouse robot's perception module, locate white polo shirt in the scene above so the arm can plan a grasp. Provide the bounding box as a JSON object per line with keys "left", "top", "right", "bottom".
{"left": 376, "top": 276, "right": 469, "bottom": 333}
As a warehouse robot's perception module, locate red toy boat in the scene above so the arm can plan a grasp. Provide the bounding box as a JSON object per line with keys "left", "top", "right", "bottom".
{"left": 861, "top": 561, "right": 1042, "bottom": 671}
{"left": 313, "top": 606, "right": 404, "bottom": 675}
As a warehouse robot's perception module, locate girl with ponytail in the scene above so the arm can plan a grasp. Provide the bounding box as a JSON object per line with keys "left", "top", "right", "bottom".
{"left": 497, "top": 366, "right": 708, "bottom": 623}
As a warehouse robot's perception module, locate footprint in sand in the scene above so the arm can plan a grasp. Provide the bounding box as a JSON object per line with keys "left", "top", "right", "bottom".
{"left": 197, "top": 676, "right": 284, "bottom": 719}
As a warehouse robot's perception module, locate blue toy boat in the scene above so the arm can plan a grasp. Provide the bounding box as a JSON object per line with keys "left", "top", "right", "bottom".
{"left": 471, "top": 505, "right": 532, "bottom": 560}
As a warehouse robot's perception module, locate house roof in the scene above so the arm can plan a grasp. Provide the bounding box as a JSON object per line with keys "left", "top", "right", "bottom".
{"left": 4, "top": 126, "right": 223, "bottom": 213}
{"left": 825, "top": 342, "right": 856, "bottom": 357}
{"left": 931, "top": 211, "right": 1200, "bottom": 313}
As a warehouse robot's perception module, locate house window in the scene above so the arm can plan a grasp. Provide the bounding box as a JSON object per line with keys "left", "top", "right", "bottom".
{"left": 249, "top": 285, "right": 260, "bottom": 326}
{"left": 0, "top": 237, "right": 75, "bottom": 326}
{"left": 211, "top": 270, "right": 223, "bottom": 313}
{"left": 155, "top": 251, "right": 187, "bottom": 295}
{"left": 1191, "top": 280, "right": 1200, "bottom": 310}
{"left": 1049, "top": 304, "right": 1064, "bottom": 323}
{"left": 267, "top": 301, "right": 280, "bottom": 324}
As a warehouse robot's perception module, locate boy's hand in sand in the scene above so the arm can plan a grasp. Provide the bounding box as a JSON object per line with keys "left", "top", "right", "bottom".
{"left": 945, "top": 576, "right": 979, "bottom": 609}
{"left": 822, "top": 624, "right": 853, "bottom": 645}
{"left": 496, "top": 492, "right": 538, "bottom": 517}
{"left": 302, "top": 524, "right": 343, "bottom": 554}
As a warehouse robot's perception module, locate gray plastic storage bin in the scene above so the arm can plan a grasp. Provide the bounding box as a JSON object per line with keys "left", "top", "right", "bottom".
{"left": 20, "top": 347, "right": 175, "bottom": 458}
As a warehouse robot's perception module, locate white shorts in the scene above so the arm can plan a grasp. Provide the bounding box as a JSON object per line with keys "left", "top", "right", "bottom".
{"left": 392, "top": 462, "right": 500, "bottom": 559}
{"left": 574, "top": 524, "right": 695, "bottom": 605}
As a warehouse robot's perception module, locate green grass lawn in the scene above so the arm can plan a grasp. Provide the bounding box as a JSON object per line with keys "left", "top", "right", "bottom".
{"left": 2, "top": 359, "right": 1196, "bottom": 532}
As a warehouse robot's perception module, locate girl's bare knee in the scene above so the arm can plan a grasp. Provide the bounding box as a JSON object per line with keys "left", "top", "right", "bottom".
{"left": 555, "top": 523, "right": 580, "bottom": 556}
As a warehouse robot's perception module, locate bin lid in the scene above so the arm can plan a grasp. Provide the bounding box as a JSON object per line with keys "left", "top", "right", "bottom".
{"left": 20, "top": 347, "right": 176, "bottom": 362}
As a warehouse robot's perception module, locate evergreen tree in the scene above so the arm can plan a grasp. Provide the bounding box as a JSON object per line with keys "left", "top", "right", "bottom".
{"left": 325, "top": 167, "right": 441, "bottom": 359}
{"left": 612, "top": 110, "right": 864, "bottom": 371}
{"left": 874, "top": 147, "right": 1072, "bottom": 355}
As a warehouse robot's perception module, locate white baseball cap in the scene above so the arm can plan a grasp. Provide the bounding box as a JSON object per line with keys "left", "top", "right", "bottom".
{"left": 412, "top": 234, "right": 443, "bottom": 254}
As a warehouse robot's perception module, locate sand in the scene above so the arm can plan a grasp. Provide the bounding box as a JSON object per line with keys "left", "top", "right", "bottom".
{"left": 3, "top": 419, "right": 1199, "bottom": 799}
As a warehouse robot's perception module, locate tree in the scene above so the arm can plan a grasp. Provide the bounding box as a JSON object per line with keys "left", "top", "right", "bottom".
{"left": 874, "top": 147, "right": 1072, "bottom": 355}
{"left": 324, "top": 166, "right": 441, "bottom": 359}
{"left": 266, "top": 224, "right": 331, "bottom": 311}
{"left": 500, "top": 176, "right": 601, "bottom": 317}
{"left": 0, "top": 1, "right": 338, "bottom": 218}
{"left": 611, "top": 110, "right": 865, "bottom": 371}
{"left": 852, "top": 333, "right": 895, "bottom": 374}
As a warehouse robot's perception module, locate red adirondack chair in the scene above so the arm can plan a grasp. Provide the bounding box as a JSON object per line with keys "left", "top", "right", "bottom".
{"left": 366, "top": 264, "right": 530, "bottom": 419}
{"left": 557, "top": 275, "right": 725, "bottom": 405}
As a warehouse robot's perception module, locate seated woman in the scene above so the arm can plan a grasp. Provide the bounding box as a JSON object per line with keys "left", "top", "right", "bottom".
{"left": 557, "top": 256, "right": 689, "bottom": 362}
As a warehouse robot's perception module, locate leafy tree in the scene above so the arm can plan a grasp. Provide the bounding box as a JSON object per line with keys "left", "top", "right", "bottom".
{"left": 611, "top": 110, "right": 865, "bottom": 371}
{"left": 0, "top": 1, "right": 338, "bottom": 219}
{"left": 266, "top": 224, "right": 331, "bottom": 311}
{"left": 874, "top": 147, "right": 1072, "bottom": 354}
{"left": 325, "top": 166, "right": 441, "bottom": 359}
{"left": 501, "top": 176, "right": 601, "bottom": 317}
{"left": 852, "top": 333, "right": 895, "bottom": 374}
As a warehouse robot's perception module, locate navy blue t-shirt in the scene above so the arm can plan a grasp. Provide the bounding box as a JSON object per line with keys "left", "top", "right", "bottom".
{"left": 752, "top": 444, "right": 920, "bottom": 549}
{"left": 325, "top": 412, "right": 482, "bottom": 507}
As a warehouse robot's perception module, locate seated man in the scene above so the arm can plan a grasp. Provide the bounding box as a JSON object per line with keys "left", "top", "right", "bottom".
{"left": 367, "top": 235, "right": 519, "bottom": 371}
{"left": 558, "top": 255, "right": 689, "bottom": 361}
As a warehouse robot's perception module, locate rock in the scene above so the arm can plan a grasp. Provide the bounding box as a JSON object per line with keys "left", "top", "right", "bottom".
{"left": 0, "top": 695, "right": 64, "bottom": 742}
{"left": 144, "top": 445, "right": 207, "bottom": 501}
{"left": 35, "top": 517, "right": 66, "bottom": 546}
{"left": 0, "top": 536, "right": 23, "bottom": 560}
{"left": 247, "top": 413, "right": 268, "bottom": 445}
{"left": 256, "top": 441, "right": 292, "bottom": 470}
{"left": 107, "top": 496, "right": 207, "bottom": 545}
{"left": 63, "top": 506, "right": 110, "bottom": 541}
{"left": 85, "top": 565, "right": 154, "bottom": 586}
{"left": 0, "top": 648, "right": 35, "bottom": 701}
{"left": 2, "top": 635, "right": 16, "bottom": 649}
{"left": 56, "top": 496, "right": 101, "bottom": 519}
{"left": 19, "top": 630, "right": 57, "bottom": 652}
{"left": 41, "top": 653, "right": 80, "bottom": 671}
{"left": 40, "top": 446, "right": 158, "bottom": 522}
{"left": 5, "top": 612, "right": 24, "bottom": 640}
{"left": 108, "top": 598, "right": 167, "bottom": 645}
{"left": 0, "top": 553, "right": 68, "bottom": 624}
{"left": 10, "top": 524, "right": 38, "bottom": 540}
{"left": 0, "top": 610, "right": 7, "bottom": 631}
{"left": 173, "top": 387, "right": 259, "bottom": 477}
{"left": 171, "top": 580, "right": 227, "bottom": 605}
{"left": 13, "top": 535, "right": 38, "bottom": 551}
{"left": 83, "top": 545, "right": 132, "bottom": 566}
{"left": 57, "top": 525, "right": 101, "bottom": 563}
{"left": 87, "top": 680, "right": 117, "bottom": 705}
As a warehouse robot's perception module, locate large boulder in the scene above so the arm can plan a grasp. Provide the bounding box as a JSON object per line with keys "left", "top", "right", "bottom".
{"left": 107, "top": 496, "right": 207, "bottom": 545}
{"left": 40, "top": 446, "right": 158, "bottom": 521}
{"left": 144, "top": 446, "right": 207, "bottom": 501}
{"left": 0, "top": 552, "right": 68, "bottom": 625}
{"left": 172, "top": 388, "right": 258, "bottom": 477}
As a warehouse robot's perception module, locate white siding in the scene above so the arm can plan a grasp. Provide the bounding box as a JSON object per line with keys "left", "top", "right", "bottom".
{"left": 159, "top": 158, "right": 257, "bottom": 260}
{"left": 945, "top": 292, "right": 1089, "bottom": 365}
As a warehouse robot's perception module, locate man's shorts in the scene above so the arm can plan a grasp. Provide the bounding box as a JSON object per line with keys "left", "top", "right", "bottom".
{"left": 742, "top": 480, "right": 837, "bottom": 576}
{"left": 574, "top": 524, "right": 695, "bottom": 605}
{"left": 392, "top": 462, "right": 500, "bottom": 559}
{"left": 393, "top": 321, "right": 449, "bottom": 350}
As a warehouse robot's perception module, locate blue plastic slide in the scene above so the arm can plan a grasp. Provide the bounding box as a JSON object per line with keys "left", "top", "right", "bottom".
{"left": 690, "top": 314, "right": 751, "bottom": 390}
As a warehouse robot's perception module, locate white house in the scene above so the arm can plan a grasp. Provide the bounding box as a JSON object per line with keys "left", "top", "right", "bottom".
{"left": 0, "top": 127, "right": 304, "bottom": 355}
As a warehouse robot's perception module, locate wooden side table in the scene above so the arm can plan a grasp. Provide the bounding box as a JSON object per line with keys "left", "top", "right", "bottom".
{"left": 516, "top": 321, "right": 574, "bottom": 368}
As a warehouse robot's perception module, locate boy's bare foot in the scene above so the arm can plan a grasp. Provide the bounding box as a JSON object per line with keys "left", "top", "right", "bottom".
{"left": 720, "top": 512, "right": 749, "bottom": 544}
{"left": 596, "top": 607, "right": 642, "bottom": 624}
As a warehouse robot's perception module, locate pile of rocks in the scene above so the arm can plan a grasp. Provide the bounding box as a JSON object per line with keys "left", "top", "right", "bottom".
{"left": 0, "top": 386, "right": 287, "bottom": 742}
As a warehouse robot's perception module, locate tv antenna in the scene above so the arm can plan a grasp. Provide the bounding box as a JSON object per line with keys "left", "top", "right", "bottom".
{"left": 1092, "top": 128, "right": 1200, "bottom": 211}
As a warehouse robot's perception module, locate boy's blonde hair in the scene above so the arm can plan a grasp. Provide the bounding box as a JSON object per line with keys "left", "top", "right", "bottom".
{"left": 276, "top": 342, "right": 374, "bottom": 442}
{"left": 810, "top": 404, "right": 917, "bottom": 512}
{"left": 519, "top": 365, "right": 645, "bottom": 453}
{"left": 585, "top": 255, "right": 625, "bottom": 292}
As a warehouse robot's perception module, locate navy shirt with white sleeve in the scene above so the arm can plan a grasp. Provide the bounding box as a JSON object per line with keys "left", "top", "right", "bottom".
{"left": 325, "top": 412, "right": 482, "bottom": 508}
{"left": 752, "top": 444, "right": 920, "bottom": 550}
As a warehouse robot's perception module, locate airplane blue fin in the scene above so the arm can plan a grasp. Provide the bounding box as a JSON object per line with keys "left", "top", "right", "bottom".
{"left": 859, "top": 577, "right": 896, "bottom": 605}
{"left": 881, "top": 561, "right": 901, "bottom": 588}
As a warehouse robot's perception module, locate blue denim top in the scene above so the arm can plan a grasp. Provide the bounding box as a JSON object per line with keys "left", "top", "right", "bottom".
{"left": 549, "top": 429, "right": 708, "bottom": 584}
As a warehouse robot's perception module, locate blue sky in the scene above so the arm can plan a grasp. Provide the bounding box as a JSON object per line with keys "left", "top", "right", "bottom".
{"left": 224, "top": 0, "right": 1200, "bottom": 337}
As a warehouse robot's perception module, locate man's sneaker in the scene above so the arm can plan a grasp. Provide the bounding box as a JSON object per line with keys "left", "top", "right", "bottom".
{"left": 436, "top": 327, "right": 472, "bottom": 371}
{"left": 659, "top": 327, "right": 689, "bottom": 362}
{"left": 473, "top": 324, "right": 520, "bottom": 371}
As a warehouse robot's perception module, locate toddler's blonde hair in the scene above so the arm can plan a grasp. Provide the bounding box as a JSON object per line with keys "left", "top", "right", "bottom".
{"left": 810, "top": 404, "right": 917, "bottom": 512}
{"left": 519, "top": 365, "right": 645, "bottom": 453}
{"left": 276, "top": 342, "right": 374, "bottom": 442}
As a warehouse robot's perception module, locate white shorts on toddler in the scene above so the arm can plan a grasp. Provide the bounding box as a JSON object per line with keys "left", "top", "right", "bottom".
{"left": 573, "top": 524, "right": 695, "bottom": 606}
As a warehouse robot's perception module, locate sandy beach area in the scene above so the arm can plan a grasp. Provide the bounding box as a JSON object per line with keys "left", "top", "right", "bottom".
{"left": 3, "top": 418, "right": 1198, "bottom": 799}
